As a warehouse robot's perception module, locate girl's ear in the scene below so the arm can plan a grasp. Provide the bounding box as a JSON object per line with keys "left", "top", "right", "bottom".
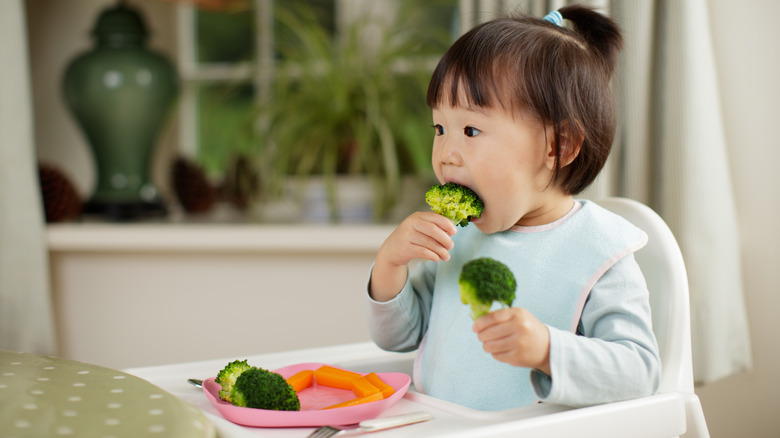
{"left": 545, "top": 120, "right": 584, "bottom": 169}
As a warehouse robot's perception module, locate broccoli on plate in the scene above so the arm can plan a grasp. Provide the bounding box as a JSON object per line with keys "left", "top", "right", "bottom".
{"left": 215, "top": 359, "right": 252, "bottom": 403}
{"left": 215, "top": 360, "right": 300, "bottom": 411}
{"left": 425, "top": 182, "right": 484, "bottom": 227}
{"left": 459, "top": 257, "right": 517, "bottom": 320}
{"left": 230, "top": 367, "right": 300, "bottom": 411}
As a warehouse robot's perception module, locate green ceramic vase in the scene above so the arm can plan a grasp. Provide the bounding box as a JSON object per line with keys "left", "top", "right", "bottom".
{"left": 63, "top": 2, "right": 178, "bottom": 221}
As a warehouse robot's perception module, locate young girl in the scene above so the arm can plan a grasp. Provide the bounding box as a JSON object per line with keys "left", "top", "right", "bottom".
{"left": 366, "top": 6, "right": 660, "bottom": 410}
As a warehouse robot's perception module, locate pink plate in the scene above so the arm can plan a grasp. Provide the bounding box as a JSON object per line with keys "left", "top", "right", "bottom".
{"left": 202, "top": 362, "right": 411, "bottom": 427}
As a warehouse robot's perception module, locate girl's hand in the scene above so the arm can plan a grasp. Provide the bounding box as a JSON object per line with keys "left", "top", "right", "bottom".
{"left": 369, "top": 212, "right": 457, "bottom": 302}
{"left": 379, "top": 212, "right": 457, "bottom": 266}
{"left": 473, "top": 307, "right": 552, "bottom": 375}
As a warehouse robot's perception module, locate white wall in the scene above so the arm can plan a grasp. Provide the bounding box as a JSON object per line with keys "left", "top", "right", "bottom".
{"left": 695, "top": 1, "right": 780, "bottom": 437}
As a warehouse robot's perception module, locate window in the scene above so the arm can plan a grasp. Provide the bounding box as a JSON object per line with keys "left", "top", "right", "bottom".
{"left": 174, "top": 0, "right": 459, "bottom": 180}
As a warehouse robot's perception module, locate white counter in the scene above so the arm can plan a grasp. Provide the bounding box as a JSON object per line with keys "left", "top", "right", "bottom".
{"left": 47, "top": 222, "right": 396, "bottom": 253}
{"left": 47, "top": 223, "right": 394, "bottom": 370}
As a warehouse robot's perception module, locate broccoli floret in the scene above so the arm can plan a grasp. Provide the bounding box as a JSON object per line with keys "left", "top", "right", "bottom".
{"left": 459, "top": 257, "right": 517, "bottom": 320}
{"left": 425, "top": 182, "right": 484, "bottom": 227}
{"left": 230, "top": 367, "right": 300, "bottom": 411}
{"left": 216, "top": 359, "right": 252, "bottom": 403}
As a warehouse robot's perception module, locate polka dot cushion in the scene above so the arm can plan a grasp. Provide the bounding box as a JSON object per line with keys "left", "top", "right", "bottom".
{"left": 0, "top": 350, "right": 215, "bottom": 438}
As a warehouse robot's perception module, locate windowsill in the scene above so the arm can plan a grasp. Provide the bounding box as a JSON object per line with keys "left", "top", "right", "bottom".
{"left": 46, "top": 221, "right": 395, "bottom": 253}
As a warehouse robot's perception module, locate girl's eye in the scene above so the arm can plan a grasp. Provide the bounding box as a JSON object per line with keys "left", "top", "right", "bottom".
{"left": 433, "top": 124, "right": 445, "bottom": 136}
{"left": 464, "top": 126, "right": 481, "bottom": 137}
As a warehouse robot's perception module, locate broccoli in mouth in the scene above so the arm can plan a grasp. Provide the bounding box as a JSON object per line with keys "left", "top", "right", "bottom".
{"left": 425, "top": 182, "right": 484, "bottom": 227}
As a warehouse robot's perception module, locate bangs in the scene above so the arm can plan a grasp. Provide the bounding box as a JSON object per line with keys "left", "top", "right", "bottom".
{"left": 426, "top": 20, "right": 546, "bottom": 118}
{"left": 426, "top": 26, "right": 523, "bottom": 112}
{"left": 426, "top": 61, "right": 516, "bottom": 112}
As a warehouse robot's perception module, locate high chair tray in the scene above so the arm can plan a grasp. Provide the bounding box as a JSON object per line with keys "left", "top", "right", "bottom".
{"left": 126, "top": 342, "right": 688, "bottom": 438}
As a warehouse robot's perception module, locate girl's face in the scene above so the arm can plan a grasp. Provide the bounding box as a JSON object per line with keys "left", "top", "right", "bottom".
{"left": 431, "top": 95, "right": 573, "bottom": 233}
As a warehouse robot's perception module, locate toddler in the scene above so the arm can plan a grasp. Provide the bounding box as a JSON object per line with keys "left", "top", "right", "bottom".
{"left": 367, "top": 6, "right": 660, "bottom": 410}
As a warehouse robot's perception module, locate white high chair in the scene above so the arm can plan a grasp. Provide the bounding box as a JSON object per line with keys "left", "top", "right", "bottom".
{"left": 594, "top": 197, "right": 710, "bottom": 437}
{"left": 343, "top": 197, "right": 711, "bottom": 437}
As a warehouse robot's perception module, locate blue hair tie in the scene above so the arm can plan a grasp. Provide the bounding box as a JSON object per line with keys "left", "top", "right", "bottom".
{"left": 542, "top": 10, "right": 563, "bottom": 27}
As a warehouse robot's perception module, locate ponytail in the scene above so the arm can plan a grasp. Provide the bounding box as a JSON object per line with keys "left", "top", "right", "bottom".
{"left": 559, "top": 5, "right": 623, "bottom": 77}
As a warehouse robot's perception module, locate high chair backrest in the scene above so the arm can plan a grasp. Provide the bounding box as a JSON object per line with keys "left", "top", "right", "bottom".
{"left": 595, "top": 198, "right": 695, "bottom": 394}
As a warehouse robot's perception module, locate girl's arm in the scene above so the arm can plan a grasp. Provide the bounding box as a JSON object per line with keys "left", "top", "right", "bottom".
{"left": 366, "top": 260, "right": 438, "bottom": 352}
{"left": 366, "top": 211, "right": 456, "bottom": 352}
{"left": 530, "top": 254, "right": 661, "bottom": 407}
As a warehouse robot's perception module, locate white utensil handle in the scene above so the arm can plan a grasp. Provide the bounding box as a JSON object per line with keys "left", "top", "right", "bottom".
{"left": 358, "top": 411, "right": 433, "bottom": 431}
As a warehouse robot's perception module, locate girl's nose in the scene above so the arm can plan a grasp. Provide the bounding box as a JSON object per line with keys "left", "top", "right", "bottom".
{"left": 438, "top": 136, "right": 462, "bottom": 165}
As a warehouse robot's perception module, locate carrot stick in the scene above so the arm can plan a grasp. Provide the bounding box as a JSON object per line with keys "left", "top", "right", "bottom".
{"left": 319, "top": 392, "right": 384, "bottom": 410}
{"left": 313, "top": 365, "right": 362, "bottom": 390}
{"left": 364, "top": 372, "right": 395, "bottom": 398}
{"left": 286, "top": 369, "right": 314, "bottom": 393}
{"left": 350, "top": 377, "right": 381, "bottom": 397}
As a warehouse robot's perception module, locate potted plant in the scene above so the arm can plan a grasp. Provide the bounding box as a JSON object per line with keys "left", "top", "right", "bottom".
{"left": 253, "top": 2, "right": 445, "bottom": 222}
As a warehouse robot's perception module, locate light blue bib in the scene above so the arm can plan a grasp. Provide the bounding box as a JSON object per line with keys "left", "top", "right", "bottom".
{"left": 415, "top": 200, "right": 647, "bottom": 410}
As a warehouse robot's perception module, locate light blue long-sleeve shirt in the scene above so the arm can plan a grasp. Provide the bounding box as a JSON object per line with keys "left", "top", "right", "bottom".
{"left": 366, "top": 200, "right": 661, "bottom": 409}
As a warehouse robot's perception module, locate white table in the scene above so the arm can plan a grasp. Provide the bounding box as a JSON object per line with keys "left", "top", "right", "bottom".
{"left": 125, "top": 342, "right": 687, "bottom": 437}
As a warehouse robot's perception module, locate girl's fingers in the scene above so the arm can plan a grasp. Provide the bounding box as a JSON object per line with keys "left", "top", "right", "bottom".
{"left": 480, "top": 331, "right": 516, "bottom": 354}
{"left": 404, "top": 213, "right": 456, "bottom": 259}
{"left": 472, "top": 307, "right": 510, "bottom": 332}
{"left": 380, "top": 212, "right": 457, "bottom": 265}
{"left": 475, "top": 319, "right": 513, "bottom": 344}
{"left": 401, "top": 231, "right": 450, "bottom": 262}
{"left": 412, "top": 228, "right": 453, "bottom": 258}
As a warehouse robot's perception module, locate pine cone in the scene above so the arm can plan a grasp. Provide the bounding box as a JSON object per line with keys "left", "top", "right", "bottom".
{"left": 171, "top": 157, "right": 217, "bottom": 213}
{"left": 38, "top": 163, "right": 83, "bottom": 222}
{"left": 222, "top": 155, "right": 259, "bottom": 210}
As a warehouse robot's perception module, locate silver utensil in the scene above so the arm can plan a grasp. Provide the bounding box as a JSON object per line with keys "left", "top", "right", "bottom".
{"left": 307, "top": 411, "right": 433, "bottom": 438}
{"left": 188, "top": 378, "right": 203, "bottom": 388}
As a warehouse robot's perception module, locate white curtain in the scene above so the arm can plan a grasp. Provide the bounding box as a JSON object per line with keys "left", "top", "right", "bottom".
{"left": 474, "top": 0, "right": 752, "bottom": 384}
{"left": 611, "top": 0, "right": 752, "bottom": 385}
{"left": 0, "top": 0, "right": 58, "bottom": 355}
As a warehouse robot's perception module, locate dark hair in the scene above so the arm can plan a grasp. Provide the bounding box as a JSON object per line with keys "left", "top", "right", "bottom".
{"left": 426, "top": 5, "right": 623, "bottom": 194}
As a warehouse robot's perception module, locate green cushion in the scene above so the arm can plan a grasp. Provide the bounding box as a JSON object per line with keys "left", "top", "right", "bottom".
{"left": 0, "top": 350, "right": 215, "bottom": 437}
